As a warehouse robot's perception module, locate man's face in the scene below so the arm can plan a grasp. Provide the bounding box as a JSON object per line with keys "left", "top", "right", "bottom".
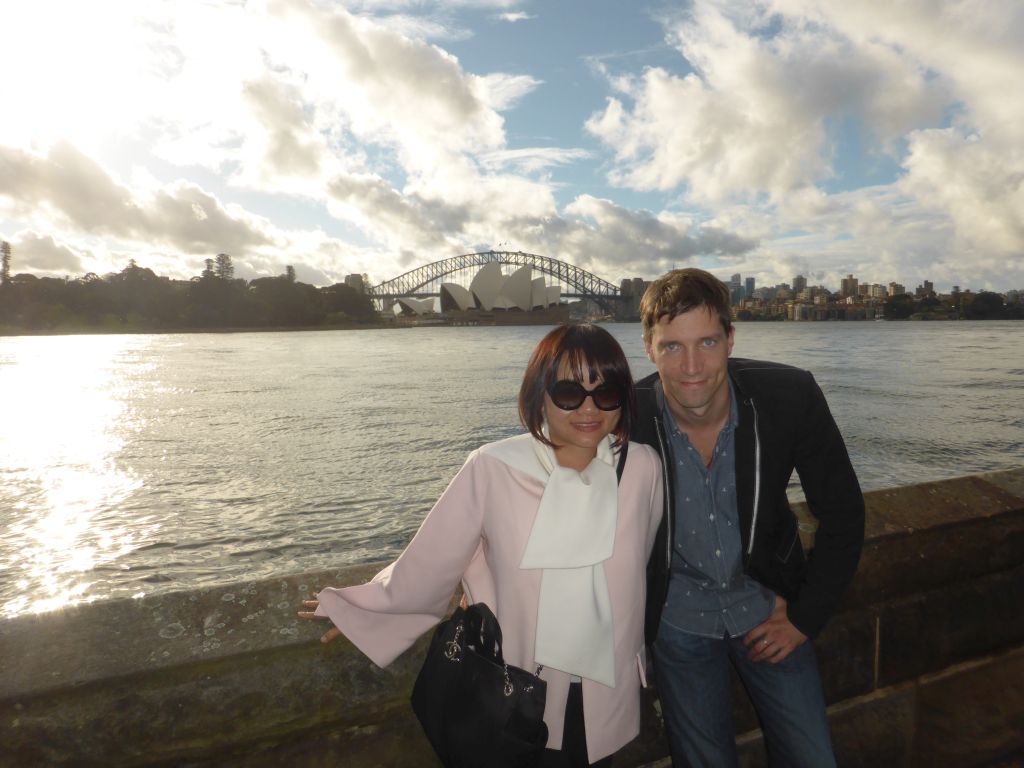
{"left": 644, "top": 307, "right": 734, "bottom": 422}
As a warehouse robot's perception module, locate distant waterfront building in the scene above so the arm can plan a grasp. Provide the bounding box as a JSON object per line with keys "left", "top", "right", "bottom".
{"left": 396, "top": 263, "right": 563, "bottom": 321}
{"left": 729, "top": 273, "right": 744, "bottom": 305}
{"left": 916, "top": 280, "right": 935, "bottom": 298}
{"left": 889, "top": 282, "right": 906, "bottom": 297}
{"left": 792, "top": 275, "right": 807, "bottom": 295}
{"left": 618, "top": 277, "right": 649, "bottom": 320}
{"left": 745, "top": 276, "right": 755, "bottom": 298}
{"left": 841, "top": 274, "right": 859, "bottom": 299}
{"left": 866, "top": 284, "right": 887, "bottom": 299}
{"left": 345, "top": 273, "right": 366, "bottom": 293}
{"left": 394, "top": 297, "right": 436, "bottom": 314}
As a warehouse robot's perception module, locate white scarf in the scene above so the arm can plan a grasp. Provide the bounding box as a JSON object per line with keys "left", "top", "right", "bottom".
{"left": 517, "top": 429, "right": 619, "bottom": 687}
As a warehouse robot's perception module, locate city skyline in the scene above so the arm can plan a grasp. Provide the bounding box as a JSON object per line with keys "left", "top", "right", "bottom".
{"left": 1, "top": 1, "right": 1022, "bottom": 293}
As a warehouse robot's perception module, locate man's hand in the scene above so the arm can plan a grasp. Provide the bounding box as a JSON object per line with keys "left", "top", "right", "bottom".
{"left": 742, "top": 595, "right": 807, "bottom": 663}
{"left": 298, "top": 598, "right": 342, "bottom": 644}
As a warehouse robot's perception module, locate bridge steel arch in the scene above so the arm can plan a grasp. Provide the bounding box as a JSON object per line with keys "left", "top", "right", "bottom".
{"left": 368, "top": 251, "right": 621, "bottom": 312}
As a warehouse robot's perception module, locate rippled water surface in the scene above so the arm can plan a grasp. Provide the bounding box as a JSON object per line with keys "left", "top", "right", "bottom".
{"left": 1, "top": 322, "right": 1022, "bottom": 615}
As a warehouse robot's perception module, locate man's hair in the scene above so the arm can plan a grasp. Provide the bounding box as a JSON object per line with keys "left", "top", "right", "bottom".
{"left": 640, "top": 268, "right": 733, "bottom": 342}
{"left": 518, "top": 323, "right": 634, "bottom": 448}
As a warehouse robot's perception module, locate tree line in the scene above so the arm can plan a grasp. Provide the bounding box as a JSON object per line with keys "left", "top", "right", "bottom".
{"left": 0, "top": 248, "right": 378, "bottom": 332}
{"left": 883, "top": 290, "right": 1023, "bottom": 320}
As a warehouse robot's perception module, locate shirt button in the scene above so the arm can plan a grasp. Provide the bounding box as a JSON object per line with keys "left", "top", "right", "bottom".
{"left": 715, "top": 550, "right": 721, "bottom": 557}
{"left": 709, "top": 514, "right": 714, "bottom": 521}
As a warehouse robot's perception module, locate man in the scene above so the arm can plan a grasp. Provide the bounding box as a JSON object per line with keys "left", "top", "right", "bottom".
{"left": 631, "top": 268, "right": 865, "bottom": 767}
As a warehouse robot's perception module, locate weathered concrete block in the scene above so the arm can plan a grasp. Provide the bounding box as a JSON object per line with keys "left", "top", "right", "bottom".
{"left": 911, "top": 647, "right": 1024, "bottom": 768}
{"left": 816, "top": 607, "right": 877, "bottom": 704}
{"left": 734, "top": 682, "right": 918, "bottom": 768}
{"left": 828, "top": 684, "right": 916, "bottom": 768}
{"left": 0, "top": 565, "right": 386, "bottom": 698}
{"left": 0, "top": 565, "right": 435, "bottom": 767}
{"left": 878, "top": 564, "right": 1024, "bottom": 687}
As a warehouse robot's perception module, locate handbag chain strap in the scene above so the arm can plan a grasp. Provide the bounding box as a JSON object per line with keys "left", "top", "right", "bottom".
{"left": 445, "top": 614, "right": 545, "bottom": 697}
{"left": 444, "top": 622, "right": 464, "bottom": 663}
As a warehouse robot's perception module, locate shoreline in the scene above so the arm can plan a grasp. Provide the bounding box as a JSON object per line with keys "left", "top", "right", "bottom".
{"left": 4, "top": 315, "right": 1022, "bottom": 338}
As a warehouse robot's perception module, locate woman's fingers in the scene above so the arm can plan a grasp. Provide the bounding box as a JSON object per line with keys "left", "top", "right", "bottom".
{"left": 321, "top": 627, "right": 342, "bottom": 644}
{"left": 298, "top": 599, "right": 322, "bottom": 620}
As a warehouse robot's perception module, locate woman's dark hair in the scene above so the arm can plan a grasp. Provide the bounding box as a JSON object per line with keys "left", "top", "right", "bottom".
{"left": 518, "top": 323, "right": 634, "bottom": 449}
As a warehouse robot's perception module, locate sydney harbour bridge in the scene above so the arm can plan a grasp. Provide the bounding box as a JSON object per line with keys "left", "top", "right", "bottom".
{"left": 368, "top": 250, "right": 625, "bottom": 313}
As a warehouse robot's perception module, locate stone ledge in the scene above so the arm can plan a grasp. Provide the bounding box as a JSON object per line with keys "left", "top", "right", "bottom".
{"left": 1, "top": 468, "right": 1023, "bottom": 767}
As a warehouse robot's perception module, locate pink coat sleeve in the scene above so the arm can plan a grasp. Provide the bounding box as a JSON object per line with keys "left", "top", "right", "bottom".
{"left": 315, "top": 450, "right": 486, "bottom": 667}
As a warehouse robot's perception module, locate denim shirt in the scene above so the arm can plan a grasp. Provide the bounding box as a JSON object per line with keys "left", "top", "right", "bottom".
{"left": 658, "top": 380, "right": 775, "bottom": 638}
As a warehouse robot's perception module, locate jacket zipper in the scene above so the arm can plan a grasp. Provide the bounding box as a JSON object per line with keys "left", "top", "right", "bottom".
{"left": 746, "top": 399, "right": 762, "bottom": 555}
{"left": 652, "top": 415, "right": 673, "bottom": 573}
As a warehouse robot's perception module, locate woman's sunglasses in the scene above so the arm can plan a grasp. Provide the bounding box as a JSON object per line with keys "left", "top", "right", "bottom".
{"left": 547, "top": 379, "right": 623, "bottom": 411}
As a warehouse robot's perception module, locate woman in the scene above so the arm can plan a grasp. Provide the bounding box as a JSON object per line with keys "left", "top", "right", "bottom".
{"left": 299, "top": 324, "right": 663, "bottom": 766}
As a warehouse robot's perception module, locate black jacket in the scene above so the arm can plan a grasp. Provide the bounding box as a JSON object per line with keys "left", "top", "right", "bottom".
{"left": 633, "top": 358, "right": 865, "bottom": 643}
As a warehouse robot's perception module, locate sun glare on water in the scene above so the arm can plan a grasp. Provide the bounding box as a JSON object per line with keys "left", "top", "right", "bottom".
{"left": 0, "top": 336, "right": 150, "bottom": 617}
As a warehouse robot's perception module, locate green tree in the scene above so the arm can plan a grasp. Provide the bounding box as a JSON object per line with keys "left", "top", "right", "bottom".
{"left": 964, "top": 291, "right": 1005, "bottom": 320}
{"left": 321, "top": 282, "right": 376, "bottom": 322}
{"left": 0, "top": 241, "right": 11, "bottom": 286}
{"left": 883, "top": 293, "right": 916, "bottom": 320}
{"left": 214, "top": 253, "right": 234, "bottom": 280}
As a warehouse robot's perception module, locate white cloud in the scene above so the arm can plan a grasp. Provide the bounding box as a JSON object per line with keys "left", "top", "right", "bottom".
{"left": 7, "top": 231, "right": 85, "bottom": 275}
{"left": 582, "top": 0, "right": 1024, "bottom": 289}
{"left": 269, "top": 0, "right": 507, "bottom": 167}
{"left": 586, "top": 0, "right": 944, "bottom": 204}
{"left": 0, "top": 143, "right": 273, "bottom": 256}
{"left": 475, "top": 195, "right": 758, "bottom": 280}
{"left": 901, "top": 129, "right": 1024, "bottom": 257}
{"left": 497, "top": 12, "right": 534, "bottom": 22}
{"left": 479, "top": 147, "right": 591, "bottom": 174}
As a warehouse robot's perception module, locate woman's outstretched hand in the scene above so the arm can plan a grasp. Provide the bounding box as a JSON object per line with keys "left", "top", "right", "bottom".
{"left": 297, "top": 598, "right": 342, "bottom": 644}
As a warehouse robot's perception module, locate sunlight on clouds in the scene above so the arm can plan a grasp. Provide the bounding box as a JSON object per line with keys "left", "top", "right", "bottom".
{"left": 0, "top": 336, "right": 151, "bottom": 617}
{"left": 0, "top": 1, "right": 150, "bottom": 149}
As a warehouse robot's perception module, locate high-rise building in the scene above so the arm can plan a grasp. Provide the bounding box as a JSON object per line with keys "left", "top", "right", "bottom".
{"left": 345, "top": 273, "right": 366, "bottom": 293}
{"left": 888, "top": 282, "right": 906, "bottom": 296}
{"left": 745, "top": 277, "right": 755, "bottom": 298}
{"left": 841, "top": 274, "right": 859, "bottom": 298}
{"left": 916, "top": 280, "right": 935, "bottom": 297}
{"left": 729, "top": 273, "right": 744, "bottom": 305}
{"left": 792, "top": 274, "right": 807, "bottom": 295}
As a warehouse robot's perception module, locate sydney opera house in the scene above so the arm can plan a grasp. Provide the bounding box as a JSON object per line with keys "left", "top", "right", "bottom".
{"left": 393, "top": 263, "right": 568, "bottom": 324}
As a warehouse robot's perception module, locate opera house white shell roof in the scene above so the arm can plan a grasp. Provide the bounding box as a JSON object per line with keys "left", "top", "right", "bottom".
{"left": 400, "top": 264, "right": 564, "bottom": 316}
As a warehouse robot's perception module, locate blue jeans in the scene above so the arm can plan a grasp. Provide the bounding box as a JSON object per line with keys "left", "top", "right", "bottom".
{"left": 652, "top": 621, "right": 836, "bottom": 768}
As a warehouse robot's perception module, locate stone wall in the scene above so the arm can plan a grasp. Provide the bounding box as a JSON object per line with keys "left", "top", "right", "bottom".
{"left": 1, "top": 468, "right": 1023, "bottom": 767}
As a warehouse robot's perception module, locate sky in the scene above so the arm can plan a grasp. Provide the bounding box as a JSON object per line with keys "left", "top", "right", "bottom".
{"left": 1, "top": 0, "right": 1022, "bottom": 294}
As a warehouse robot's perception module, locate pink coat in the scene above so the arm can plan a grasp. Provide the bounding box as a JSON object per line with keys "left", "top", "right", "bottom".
{"left": 316, "top": 436, "right": 663, "bottom": 761}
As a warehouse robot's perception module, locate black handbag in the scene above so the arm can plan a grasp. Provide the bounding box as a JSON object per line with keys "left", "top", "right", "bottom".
{"left": 411, "top": 602, "right": 548, "bottom": 767}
